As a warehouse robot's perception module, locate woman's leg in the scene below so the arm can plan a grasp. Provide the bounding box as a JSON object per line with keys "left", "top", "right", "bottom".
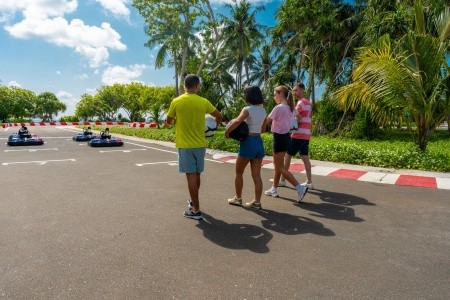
{"left": 271, "top": 151, "right": 285, "bottom": 188}
{"left": 274, "top": 152, "right": 299, "bottom": 187}
{"left": 235, "top": 156, "right": 249, "bottom": 198}
{"left": 249, "top": 158, "right": 263, "bottom": 203}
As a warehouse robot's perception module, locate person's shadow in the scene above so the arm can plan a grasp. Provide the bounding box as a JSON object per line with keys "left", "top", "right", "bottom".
{"left": 280, "top": 187, "right": 373, "bottom": 222}
{"left": 297, "top": 202, "right": 365, "bottom": 222}
{"left": 249, "top": 208, "right": 335, "bottom": 236}
{"left": 196, "top": 213, "right": 272, "bottom": 253}
{"left": 310, "top": 188, "right": 376, "bottom": 207}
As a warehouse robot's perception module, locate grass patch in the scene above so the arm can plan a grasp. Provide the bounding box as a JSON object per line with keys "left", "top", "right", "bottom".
{"left": 89, "top": 125, "right": 450, "bottom": 172}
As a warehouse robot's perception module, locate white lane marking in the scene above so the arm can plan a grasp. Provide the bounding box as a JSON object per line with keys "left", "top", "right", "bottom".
{"left": 57, "top": 127, "right": 82, "bottom": 133}
{"left": 2, "top": 159, "right": 76, "bottom": 166}
{"left": 99, "top": 149, "right": 146, "bottom": 153}
{"left": 135, "top": 161, "right": 178, "bottom": 167}
{"left": 4, "top": 148, "right": 58, "bottom": 153}
{"left": 37, "top": 136, "right": 73, "bottom": 138}
{"left": 126, "top": 141, "right": 177, "bottom": 154}
{"left": 126, "top": 141, "right": 223, "bottom": 163}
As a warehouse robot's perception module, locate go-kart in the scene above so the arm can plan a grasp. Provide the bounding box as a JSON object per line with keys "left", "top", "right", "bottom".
{"left": 7, "top": 132, "right": 44, "bottom": 146}
{"left": 87, "top": 133, "right": 123, "bottom": 147}
{"left": 73, "top": 131, "right": 95, "bottom": 141}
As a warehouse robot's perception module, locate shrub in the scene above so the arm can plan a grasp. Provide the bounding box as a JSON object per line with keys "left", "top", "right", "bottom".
{"left": 346, "top": 107, "right": 379, "bottom": 139}
{"left": 87, "top": 125, "right": 450, "bottom": 172}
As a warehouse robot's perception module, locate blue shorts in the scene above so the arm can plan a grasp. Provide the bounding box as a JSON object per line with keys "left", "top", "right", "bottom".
{"left": 178, "top": 148, "right": 206, "bottom": 173}
{"left": 273, "top": 132, "right": 291, "bottom": 153}
{"left": 287, "top": 138, "right": 310, "bottom": 156}
{"left": 238, "top": 135, "right": 265, "bottom": 159}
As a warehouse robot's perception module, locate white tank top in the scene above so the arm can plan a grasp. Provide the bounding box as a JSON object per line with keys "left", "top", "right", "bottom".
{"left": 243, "top": 105, "right": 267, "bottom": 133}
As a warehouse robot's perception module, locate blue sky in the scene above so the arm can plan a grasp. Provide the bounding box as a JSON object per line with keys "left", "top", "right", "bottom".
{"left": 0, "top": 0, "right": 283, "bottom": 116}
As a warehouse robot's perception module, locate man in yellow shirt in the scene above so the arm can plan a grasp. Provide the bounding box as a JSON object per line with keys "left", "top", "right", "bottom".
{"left": 166, "top": 74, "right": 222, "bottom": 220}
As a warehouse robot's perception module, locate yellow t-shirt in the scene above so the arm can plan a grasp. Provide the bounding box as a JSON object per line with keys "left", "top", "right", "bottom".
{"left": 167, "top": 93, "right": 217, "bottom": 148}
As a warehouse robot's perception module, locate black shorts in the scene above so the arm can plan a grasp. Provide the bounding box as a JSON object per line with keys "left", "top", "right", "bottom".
{"left": 287, "top": 138, "right": 309, "bottom": 156}
{"left": 273, "top": 132, "right": 291, "bottom": 153}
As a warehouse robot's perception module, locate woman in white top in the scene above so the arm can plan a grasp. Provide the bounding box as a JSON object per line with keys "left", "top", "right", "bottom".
{"left": 225, "top": 86, "right": 267, "bottom": 209}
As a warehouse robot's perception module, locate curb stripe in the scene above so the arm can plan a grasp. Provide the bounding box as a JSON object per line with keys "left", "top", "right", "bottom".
{"left": 436, "top": 178, "right": 450, "bottom": 190}
{"left": 328, "top": 169, "right": 367, "bottom": 180}
{"left": 395, "top": 175, "right": 437, "bottom": 189}
{"left": 211, "top": 153, "right": 447, "bottom": 190}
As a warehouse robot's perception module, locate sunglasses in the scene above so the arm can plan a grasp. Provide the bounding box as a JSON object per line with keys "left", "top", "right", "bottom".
{"left": 274, "top": 90, "right": 282, "bottom": 94}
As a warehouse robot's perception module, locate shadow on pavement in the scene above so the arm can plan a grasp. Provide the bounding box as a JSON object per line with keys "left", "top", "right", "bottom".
{"left": 196, "top": 213, "right": 272, "bottom": 253}
{"left": 298, "top": 189, "right": 374, "bottom": 222}
{"left": 297, "top": 202, "right": 365, "bottom": 222}
{"left": 309, "top": 189, "right": 376, "bottom": 207}
{"left": 249, "top": 208, "right": 335, "bottom": 236}
{"left": 283, "top": 187, "right": 375, "bottom": 206}
{"left": 278, "top": 188, "right": 373, "bottom": 222}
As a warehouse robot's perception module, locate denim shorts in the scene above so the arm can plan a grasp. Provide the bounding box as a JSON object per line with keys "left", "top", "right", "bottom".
{"left": 287, "top": 138, "right": 310, "bottom": 156}
{"left": 238, "top": 135, "right": 265, "bottom": 159}
{"left": 272, "top": 132, "right": 291, "bottom": 153}
{"left": 178, "top": 148, "right": 206, "bottom": 173}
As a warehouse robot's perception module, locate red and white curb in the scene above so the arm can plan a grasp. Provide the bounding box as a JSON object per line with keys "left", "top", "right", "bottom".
{"left": 212, "top": 153, "right": 450, "bottom": 190}
{"left": 1, "top": 122, "right": 164, "bottom": 128}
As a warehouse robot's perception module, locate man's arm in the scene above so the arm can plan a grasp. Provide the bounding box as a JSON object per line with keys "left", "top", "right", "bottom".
{"left": 166, "top": 116, "right": 175, "bottom": 125}
{"left": 210, "top": 109, "right": 222, "bottom": 126}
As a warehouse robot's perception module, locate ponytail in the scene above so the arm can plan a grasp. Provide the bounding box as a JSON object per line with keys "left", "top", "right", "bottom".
{"left": 276, "top": 85, "right": 295, "bottom": 112}
{"left": 287, "top": 90, "right": 295, "bottom": 112}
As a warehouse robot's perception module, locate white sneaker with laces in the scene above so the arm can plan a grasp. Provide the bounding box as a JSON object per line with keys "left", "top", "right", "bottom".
{"left": 269, "top": 178, "right": 286, "bottom": 187}
{"left": 296, "top": 185, "right": 308, "bottom": 203}
{"left": 264, "top": 187, "right": 279, "bottom": 197}
{"left": 301, "top": 182, "right": 314, "bottom": 190}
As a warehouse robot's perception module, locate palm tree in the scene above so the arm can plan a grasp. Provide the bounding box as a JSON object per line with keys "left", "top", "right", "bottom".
{"left": 134, "top": 0, "right": 202, "bottom": 95}
{"left": 248, "top": 43, "right": 279, "bottom": 101}
{"left": 273, "top": 0, "right": 346, "bottom": 106}
{"left": 219, "top": 0, "right": 266, "bottom": 90}
{"left": 332, "top": 0, "right": 450, "bottom": 151}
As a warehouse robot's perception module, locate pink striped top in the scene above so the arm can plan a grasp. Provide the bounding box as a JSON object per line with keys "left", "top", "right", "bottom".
{"left": 291, "top": 98, "right": 312, "bottom": 140}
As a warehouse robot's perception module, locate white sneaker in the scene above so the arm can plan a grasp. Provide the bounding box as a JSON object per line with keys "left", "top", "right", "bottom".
{"left": 296, "top": 185, "right": 308, "bottom": 203}
{"left": 264, "top": 187, "right": 279, "bottom": 197}
{"left": 301, "top": 182, "right": 314, "bottom": 190}
{"left": 269, "top": 178, "right": 286, "bottom": 187}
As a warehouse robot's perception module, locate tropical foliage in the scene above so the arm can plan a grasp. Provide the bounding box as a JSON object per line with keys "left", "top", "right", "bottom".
{"left": 332, "top": 0, "right": 450, "bottom": 150}
{"left": 0, "top": 86, "right": 66, "bottom": 122}
{"left": 2, "top": 0, "right": 450, "bottom": 153}
{"left": 75, "top": 84, "right": 176, "bottom": 123}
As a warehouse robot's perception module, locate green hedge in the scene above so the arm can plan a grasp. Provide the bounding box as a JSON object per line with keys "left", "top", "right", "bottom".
{"left": 89, "top": 126, "right": 450, "bottom": 172}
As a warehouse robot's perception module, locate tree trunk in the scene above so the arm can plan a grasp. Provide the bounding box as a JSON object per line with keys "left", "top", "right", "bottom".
{"left": 309, "top": 56, "right": 315, "bottom": 106}
{"left": 417, "top": 116, "right": 428, "bottom": 151}
{"left": 447, "top": 113, "right": 450, "bottom": 135}
{"left": 174, "top": 55, "right": 179, "bottom": 96}
{"left": 196, "top": 1, "right": 220, "bottom": 76}
{"left": 244, "top": 57, "right": 250, "bottom": 86}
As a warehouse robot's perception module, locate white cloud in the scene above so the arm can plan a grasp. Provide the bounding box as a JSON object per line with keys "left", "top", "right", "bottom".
{"left": 7, "top": 80, "right": 21, "bottom": 87}
{"left": 95, "top": 0, "right": 130, "bottom": 19}
{"left": 78, "top": 74, "right": 89, "bottom": 80}
{"left": 3, "top": 1, "right": 126, "bottom": 68}
{"left": 56, "top": 90, "right": 76, "bottom": 115}
{"left": 0, "top": 0, "right": 77, "bottom": 19}
{"left": 85, "top": 88, "right": 96, "bottom": 95}
{"left": 101, "top": 64, "right": 147, "bottom": 85}
{"left": 57, "top": 90, "right": 73, "bottom": 99}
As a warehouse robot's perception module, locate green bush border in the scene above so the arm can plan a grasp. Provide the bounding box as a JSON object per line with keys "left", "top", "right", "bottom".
{"left": 88, "top": 125, "right": 450, "bottom": 173}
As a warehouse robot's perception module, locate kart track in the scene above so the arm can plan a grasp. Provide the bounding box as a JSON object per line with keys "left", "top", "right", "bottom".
{"left": 0, "top": 126, "right": 449, "bottom": 299}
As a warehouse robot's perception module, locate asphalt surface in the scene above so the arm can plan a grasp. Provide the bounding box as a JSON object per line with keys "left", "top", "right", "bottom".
{"left": 0, "top": 126, "right": 449, "bottom": 300}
